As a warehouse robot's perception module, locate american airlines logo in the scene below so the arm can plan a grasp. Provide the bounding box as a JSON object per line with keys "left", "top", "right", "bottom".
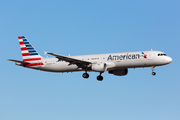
{"left": 107, "top": 52, "right": 147, "bottom": 61}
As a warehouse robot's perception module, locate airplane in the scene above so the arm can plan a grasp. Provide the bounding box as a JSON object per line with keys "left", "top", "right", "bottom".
{"left": 8, "top": 36, "right": 172, "bottom": 81}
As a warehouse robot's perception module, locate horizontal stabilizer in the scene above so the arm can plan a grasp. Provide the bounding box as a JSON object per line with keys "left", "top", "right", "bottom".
{"left": 8, "top": 59, "right": 29, "bottom": 65}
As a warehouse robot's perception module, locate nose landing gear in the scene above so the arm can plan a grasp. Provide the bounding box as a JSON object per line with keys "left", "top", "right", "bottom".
{"left": 151, "top": 66, "right": 156, "bottom": 76}
{"left": 152, "top": 72, "right": 156, "bottom": 75}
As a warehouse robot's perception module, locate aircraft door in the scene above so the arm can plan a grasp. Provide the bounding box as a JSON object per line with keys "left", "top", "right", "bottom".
{"left": 148, "top": 51, "right": 153, "bottom": 60}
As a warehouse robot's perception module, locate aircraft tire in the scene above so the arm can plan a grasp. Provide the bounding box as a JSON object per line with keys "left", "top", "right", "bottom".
{"left": 152, "top": 72, "right": 156, "bottom": 76}
{"left": 82, "top": 73, "right": 89, "bottom": 78}
{"left": 97, "top": 75, "right": 103, "bottom": 81}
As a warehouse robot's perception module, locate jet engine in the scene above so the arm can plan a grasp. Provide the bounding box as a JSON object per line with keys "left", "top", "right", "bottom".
{"left": 91, "top": 63, "right": 107, "bottom": 72}
{"left": 108, "top": 69, "right": 128, "bottom": 76}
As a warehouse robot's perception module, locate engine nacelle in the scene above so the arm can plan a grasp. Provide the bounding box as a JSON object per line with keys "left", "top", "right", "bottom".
{"left": 108, "top": 69, "right": 128, "bottom": 76}
{"left": 91, "top": 63, "right": 106, "bottom": 72}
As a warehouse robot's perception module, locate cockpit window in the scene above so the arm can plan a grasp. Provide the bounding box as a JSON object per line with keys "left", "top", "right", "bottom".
{"left": 158, "top": 53, "right": 167, "bottom": 56}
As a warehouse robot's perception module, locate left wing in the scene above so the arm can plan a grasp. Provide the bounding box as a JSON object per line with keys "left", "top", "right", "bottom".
{"left": 46, "top": 52, "right": 91, "bottom": 67}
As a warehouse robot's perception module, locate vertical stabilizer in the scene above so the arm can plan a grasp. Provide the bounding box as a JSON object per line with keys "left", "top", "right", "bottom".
{"left": 18, "top": 36, "right": 42, "bottom": 62}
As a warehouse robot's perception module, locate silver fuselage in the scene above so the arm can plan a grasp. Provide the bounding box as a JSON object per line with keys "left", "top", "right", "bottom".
{"left": 26, "top": 50, "right": 172, "bottom": 72}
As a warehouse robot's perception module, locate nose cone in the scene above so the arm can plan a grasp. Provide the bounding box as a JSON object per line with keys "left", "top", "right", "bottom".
{"left": 166, "top": 57, "right": 172, "bottom": 64}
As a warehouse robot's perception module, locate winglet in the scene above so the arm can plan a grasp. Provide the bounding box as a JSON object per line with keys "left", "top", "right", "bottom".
{"left": 44, "top": 51, "right": 47, "bottom": 55}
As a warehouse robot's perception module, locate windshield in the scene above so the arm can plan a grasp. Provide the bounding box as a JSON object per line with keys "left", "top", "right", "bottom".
{"left": 158, "top": 53, "right": 167, "bottom": 56}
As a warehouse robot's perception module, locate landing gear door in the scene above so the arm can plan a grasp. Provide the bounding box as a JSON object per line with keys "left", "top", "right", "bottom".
{"left": 148, "top": 51, "right": 153, "bottom": 60}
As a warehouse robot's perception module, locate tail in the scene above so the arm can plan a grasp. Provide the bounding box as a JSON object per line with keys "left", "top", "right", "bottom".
{"left": 18, "top": 36, "right": 42, "bottom": 62}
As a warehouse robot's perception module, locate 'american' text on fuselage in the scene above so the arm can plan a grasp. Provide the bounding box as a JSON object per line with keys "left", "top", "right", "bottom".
{"left": 107, "top": 54, "right": 141, "bottom": 61}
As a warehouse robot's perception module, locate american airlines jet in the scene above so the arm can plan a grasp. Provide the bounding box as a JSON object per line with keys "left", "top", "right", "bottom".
{"left": 8, "top": 36, "right": 172, "bottom": 81}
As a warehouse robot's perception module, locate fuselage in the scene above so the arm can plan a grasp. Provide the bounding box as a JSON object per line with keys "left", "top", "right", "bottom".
{"left": 25, "top": 50, "right": 172, "bottom": 72}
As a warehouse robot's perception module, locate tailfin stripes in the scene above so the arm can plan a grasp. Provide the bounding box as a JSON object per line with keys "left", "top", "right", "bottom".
{"left": 18, "top": 36, "right": 42, "bottom": 62}
{"left": 23, "top": 58, "right": 41, "bottom": 62}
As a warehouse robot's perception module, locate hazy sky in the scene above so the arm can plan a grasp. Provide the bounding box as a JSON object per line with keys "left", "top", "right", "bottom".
{"left": 1, "top": 0, "right": 180, "bottom": 120}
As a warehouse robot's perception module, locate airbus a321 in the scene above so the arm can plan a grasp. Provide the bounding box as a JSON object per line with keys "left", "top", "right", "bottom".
{"left": 8, "top": 36, "right": 172, "bottom": 81}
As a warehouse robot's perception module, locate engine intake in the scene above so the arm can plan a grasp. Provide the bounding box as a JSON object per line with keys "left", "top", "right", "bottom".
{"left": 91, "top": 63, "right": 107, "bottom": 72}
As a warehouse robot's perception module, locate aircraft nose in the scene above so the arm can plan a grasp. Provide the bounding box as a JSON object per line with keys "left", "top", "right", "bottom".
{"left": 166, "top": 57, "right": 172, "bottom": 63}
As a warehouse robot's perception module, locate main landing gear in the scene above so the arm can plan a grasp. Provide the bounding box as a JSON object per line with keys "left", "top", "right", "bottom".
{"left": 151, "top": 66, "right": 156, "bottom": 76}
{"left": 97, "top": 73, "right": 103, "bottom": 81}
{"left": 82, "top": 72, "right": 103, "bottom": 81}
{"left": 82, "top": 72, "right": 89, "bottom": 79}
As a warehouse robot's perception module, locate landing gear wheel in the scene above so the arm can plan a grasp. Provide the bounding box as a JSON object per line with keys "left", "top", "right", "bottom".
{"left": 152, "top": 72, "right": 156, "bottom": 76}
{"left": 97, "top": 75, "right": 103, "bottom": 81}
{"left": 82, "top": 73, "right": 89, "bottom": 79}
{"left": 151, "top": 66, "right": 156, "bottom": 76}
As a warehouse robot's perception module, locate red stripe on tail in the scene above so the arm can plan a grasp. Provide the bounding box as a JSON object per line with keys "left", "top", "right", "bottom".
{"left": 22, "top": 53, "right": 30, "bottom": 56}
{"left": 21, "top": 47, "right": 28, "bottom": 51}
{"left": 24, "top": 62, "right": 44, "bottom": 67}
{"left": 18, "top": 36, "right": 22, "bottom": 39}
{"left": 23, "top": 58, "right": 41, "bottom": 62}
{"left": 19, "top": 41, "right": 25, "bottom": 45}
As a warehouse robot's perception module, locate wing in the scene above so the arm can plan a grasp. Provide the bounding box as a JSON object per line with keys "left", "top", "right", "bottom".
{"left": 8, "top": 59, "right": 29, "bottom": 66}
{"left": 46, "top": 52, "right": 91, "bottom": 67}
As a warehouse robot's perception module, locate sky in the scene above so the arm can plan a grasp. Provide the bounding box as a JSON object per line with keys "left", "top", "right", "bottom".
{"left": 0, "top": 0, "right": 180, "bottom": 120}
